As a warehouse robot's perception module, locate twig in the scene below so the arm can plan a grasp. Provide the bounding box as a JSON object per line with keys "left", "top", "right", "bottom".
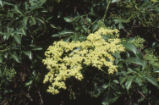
{"left": 103, "top": 0, "right": 112, "bottom": 21}
{"left": 38, "top": 91, "right": 44, "bottom": 105}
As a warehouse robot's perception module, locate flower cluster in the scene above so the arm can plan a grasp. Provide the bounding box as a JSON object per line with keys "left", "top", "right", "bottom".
{"left": 43, "top": 27, "right": 125, "bottom": 94}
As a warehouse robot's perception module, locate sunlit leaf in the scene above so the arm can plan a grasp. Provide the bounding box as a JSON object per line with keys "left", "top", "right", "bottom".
{"left": 23, "top": 51, "right": 32, "bottom": 60}
{"left": 64, "top": 17, "right": 74, "bottom": 23}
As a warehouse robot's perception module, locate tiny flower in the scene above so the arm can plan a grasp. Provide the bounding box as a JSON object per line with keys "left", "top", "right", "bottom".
{"left": 43, "top": 27, "right": 125, "bottom": 94}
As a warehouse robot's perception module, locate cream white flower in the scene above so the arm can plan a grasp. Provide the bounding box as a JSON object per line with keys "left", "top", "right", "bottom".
{"left": 43, "top": 27, "right": 125, "bottom": 94}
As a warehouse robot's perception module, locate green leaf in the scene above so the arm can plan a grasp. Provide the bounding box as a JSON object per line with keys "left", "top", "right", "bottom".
{"left": 111, "top": 0, "right": 120, "bottom": 3}
{"left": 125, "top": 77, "right": 134, "bottom": 90}
{"left": 21, "top": 28, "right": 26, "bottom": 36}
{"left": 64, "top": 17, "right": 74, "bottom": 23}
{"left": 37, "top": 18, "right": 45, "bottom": 24}
{"left": 52, "top": 30, "right": 74, "bottom": 38}
{"left": 0, "top": 55, "right": 3, "bottom": 63}
{"left": 92, "top": 23, "right": 99, "bottom": 32}
{"left": 135, "top": 77, "right": 143, "bottom": 86}
{"left": 113, "top": 80, "right": 119, "bottom": 84}
{"left": 11, "top": 53, "right": 21, "bottom": 63}
{"left": 0, "top": 0, "right": 3, "bottom": 7}
{"left": 50, "top": 24, "right": 57, "bottom": 29}
{"left": 29, "top": 0, "right": 46, "bottom": 8}
{"left": 30, "top": 16, "right": 36, "bottom": 26}
{"left": 25, "top": 80, "right": 33, "bottom": 87}
{"left": 126, "top": 57, "right": 146, "bottom": 68}
{"left": 118, "top": 23, "right": 124, "bottom": 29}
{"left": 40, "top": 0, "right": 46, "bottom": 5}
{"left": 32, "top": 47, "right": 43, "bottom": 51}
{"left": 102, "top": 92, "right": 119, "bottom": 105}
{"left": 114, "top": 18, "right": 130, "bottom": 24}
{"left": 13, "top": 34, "right": 21, "bottom": 44}
{"left": 154, "top": 69, "right": 159, "bottom": 73}
{"left": 102, "top": 84, "right": 109, "bottom": 89}
{"left": 23, "top": 17, "right": 28, "bottom": 29}
{"left": 14, "top": 5, "right": 23, "bottom": 16}
{"left": 123, "top": 42, "right": 139, "bottom": 55}
{"left": 145, "top": 76, "right": 159, "bottom": 88}
{"left": 23, "top": 51, "right": 32, "bottom": 60}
